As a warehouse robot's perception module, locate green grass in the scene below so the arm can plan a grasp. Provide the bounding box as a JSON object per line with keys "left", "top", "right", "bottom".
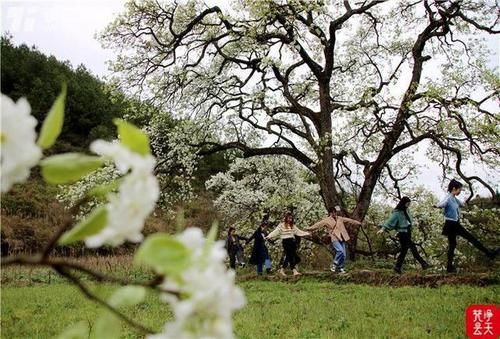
{"left": 1, "top": 277, "right": 499, "bottom": 338}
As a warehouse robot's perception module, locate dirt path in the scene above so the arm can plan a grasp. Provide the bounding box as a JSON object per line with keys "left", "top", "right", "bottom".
{"left": 237, "top": 269, "right": 500, "bottom": 287}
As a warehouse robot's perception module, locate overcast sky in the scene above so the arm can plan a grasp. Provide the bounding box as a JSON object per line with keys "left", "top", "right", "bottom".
{"left": 2, "top": 0, "right": 499, "bottom": 199}
{"left": 1, "top": 0, "right": 123, "bottom": 78}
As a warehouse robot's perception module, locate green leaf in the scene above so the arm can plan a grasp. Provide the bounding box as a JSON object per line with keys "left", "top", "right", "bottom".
{"left": 40, "top": 153, "right": 104, "bottom": 184}
{"left": 113, "top": 118, "right": 151, "bottom": 155}
{"left": 59, "top": 207, "right": 108, "bottom": 245}
{"left": 88, "top": 178, "right": 123, "bottom": 198}
{"left": 206, "top": 222, "right": 218, "bottom": 244}
{"left": 90, "top": 287, "right": 146, "bottom": 339}
{"left": 108, "top": 286, "right": 146, "bottom": 308}
{"left": 91, "top": 314, "right": 120, "bottom": 339}
{"left": 175, "top": 208, "right": 186, "bottom": 233}
{"left": 202, "top": 222, "right": 218, "bottom": 259}
{"left": 135, "top": 233, "right": 191, "bottom": 275}
{"left": 38, "top": 84, "right": 66, "bottom": 149}
{"left": 55, "top": 321, "right": 89, "bottom": 339}
{"left": 205, "top": 222, "right": 218, "bottom": 249}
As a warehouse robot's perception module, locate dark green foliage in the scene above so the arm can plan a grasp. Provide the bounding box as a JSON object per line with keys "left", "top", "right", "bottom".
{"left": 1, "top": 35, "right": 136, "bottom": 149}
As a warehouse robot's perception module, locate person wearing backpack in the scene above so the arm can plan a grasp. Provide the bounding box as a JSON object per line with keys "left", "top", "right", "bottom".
{"left": 377, "top": 196, "right": 429, "bottom": 274}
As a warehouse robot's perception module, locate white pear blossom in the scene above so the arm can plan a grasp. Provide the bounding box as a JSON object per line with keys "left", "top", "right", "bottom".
{"left": 1, "top": 94, "right": 42, "bottom": 193}
{"left": 85, "top": 140, "right": 159, "bottom": 247}
{"left": 149, "top": 227, "right": 246, "bottom": 339}
{"left": 90, "top": 139, "right": 156, "bottom": 174}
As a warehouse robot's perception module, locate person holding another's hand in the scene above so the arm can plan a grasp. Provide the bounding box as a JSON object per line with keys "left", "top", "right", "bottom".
{"left": 377, "top": 197, "right": 429, "bottom": 274}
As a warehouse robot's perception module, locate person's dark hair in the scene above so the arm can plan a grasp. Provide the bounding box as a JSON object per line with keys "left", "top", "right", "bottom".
{"left": 261, "top": 213, "right": 269, "bottom": 226}
{"left": 227, "top": 227, "right": 235, "bottom": 236}
{"left": 395, "top": 196, "right": 412, "bottom": 226}
{"left": 395, "top": 196, "right": 411, "bottom": 210}
{"left": 327, "top": 207, "right": 336, "bottom": 215}
{"left": 447, "top": 179, "right": 463, "bottom": 192}
{"left": 283, "top": 211, "right": 294, "bottom": 225}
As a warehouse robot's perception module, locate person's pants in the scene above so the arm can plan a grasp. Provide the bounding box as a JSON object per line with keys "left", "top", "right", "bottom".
{"left": 445, "top": 220, "right": 491, "bottom": 270}
{"left": 331, "top": 240, "right": 346, "bottom": 269}
{"left": 395, "top": 231, "right": 428, "bottom": 270}
{"left": 256, "top": 259, "right": 272, "bottom": 274}
{"left": 236, "top": 249, "right": 245, "bottom": 265}
{"left": 229, "top": 252, "right": 236, "bottom": 269}
{"left": 282, "top": 238, "right": 298, "bottom": 270}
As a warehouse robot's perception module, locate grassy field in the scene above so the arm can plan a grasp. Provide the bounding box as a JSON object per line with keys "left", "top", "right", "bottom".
{"left": 2, "top": 274, "right": 499, "bottom": 339}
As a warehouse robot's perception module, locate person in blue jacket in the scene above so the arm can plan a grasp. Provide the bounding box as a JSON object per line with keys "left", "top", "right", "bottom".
{"left": 378, "top": 196, "right": 429, "bottom": 274}
{"left": 434, "top": 179, "right": 498, "bottom": 273}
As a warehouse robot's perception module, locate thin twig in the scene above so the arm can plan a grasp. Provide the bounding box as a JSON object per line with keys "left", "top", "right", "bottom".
{"left": 54, "top": 265, "right": 156, "bottom": 335}
{"left": 41, "top": 196, "right": 90, "bottom": 259}
{"left": 1, "top": 256, "right": 174, "bottom": 294}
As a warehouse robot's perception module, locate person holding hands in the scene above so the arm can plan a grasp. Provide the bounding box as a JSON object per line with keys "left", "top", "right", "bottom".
{"left": 306, "top": 206, "right": 361, "bottom": 273}
{"left": 266, "top": 211, "right": 310, "bottom": 276}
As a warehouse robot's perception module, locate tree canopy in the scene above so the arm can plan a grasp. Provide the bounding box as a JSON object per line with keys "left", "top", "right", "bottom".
{"left": 101, "top": 0, "right": 499, "bottom": 238}
{"left": 1, "top": 35, "right": 151, "bottom": 149}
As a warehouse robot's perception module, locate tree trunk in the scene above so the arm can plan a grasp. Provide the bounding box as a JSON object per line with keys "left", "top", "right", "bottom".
{"left": 317, "top": 161, "right": 338, "bottom": 212}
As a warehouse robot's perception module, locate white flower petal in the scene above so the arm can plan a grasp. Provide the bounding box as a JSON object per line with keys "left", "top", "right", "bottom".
{"left": 152, "top": 227, "right": 246, "bottom": 339}
{"left": 85, "top": 139, "right": 159, "bottom": 247}
{"left": 1, "top": 94, "right": 42, "bottom": 193}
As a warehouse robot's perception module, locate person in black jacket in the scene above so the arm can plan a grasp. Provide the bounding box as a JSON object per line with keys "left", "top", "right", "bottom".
{"left": 247, "top": 217, "right": 273, "bottom": 275}
{"left": 225, "top": 227, "right": 248, "bottom": 269}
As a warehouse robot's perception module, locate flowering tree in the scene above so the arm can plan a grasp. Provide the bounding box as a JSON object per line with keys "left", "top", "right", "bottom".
{"left": 100, "top": 0, "right": 500, "bottom": 254}
{"left": 0, "top": 90, "right": 245, "bottom": 338}
{"left": 206, "top": 155, "right": 324, "bottom": 226}
{"left": 58, "top": 115, "right": 200, "bottom": 214}
{"left": 206, "top": 155, "right": 326, "bottom": 259}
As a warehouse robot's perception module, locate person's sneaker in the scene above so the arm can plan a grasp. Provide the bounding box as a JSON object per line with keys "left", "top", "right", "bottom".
{"left": 422, "top": 263, "right": 431, "bottom": 270}
{"left": 394, "top": 267, "right": 402, "bottom": 274}
{"left": 337, "top": 268, "right": 346, "bottom": 274}
{"left": 278, "top": 268, "right": 286, "bottom": 277}
{"left": 265, "top": 268, "right": 272, "bottom": 274}
{"left": 292, "top": 269, "right": 302, "bottom": 276}
{"left": 330, "top": 264, "right": 336, "bottom": 272}
{"left": 447, "top": 266, "right": 457, "bottom": 274}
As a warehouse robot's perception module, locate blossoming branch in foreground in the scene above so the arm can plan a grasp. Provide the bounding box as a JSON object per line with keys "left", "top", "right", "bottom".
{"left": 84, "top": 140, "right": 160, "bottom": 247}
{"left": 149, "top": 227, "right": 246, "bottom": 339}
{"left": 1, "top": 94, "right": 42, "bottom": 193}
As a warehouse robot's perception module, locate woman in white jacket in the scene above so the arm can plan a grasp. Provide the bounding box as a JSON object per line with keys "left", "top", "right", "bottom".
{"left": 266, "top": 211, "right": 310, "bottom": 276}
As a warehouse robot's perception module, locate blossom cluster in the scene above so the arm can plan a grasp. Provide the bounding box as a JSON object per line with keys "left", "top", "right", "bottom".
{"left": 1, "top": 89, "right": 246, "bottom": 339}
{"left": 57, "top": 165, "right": 121, "bottom": 218}
{"left": 84, "top": 140, "right": 160, "bottom": 247}
{"left": 150, "top": 228, "right": 246, "bottom": 339}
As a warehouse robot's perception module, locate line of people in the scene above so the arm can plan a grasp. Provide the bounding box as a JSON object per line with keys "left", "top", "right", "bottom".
{"left": 225, "top": 179, "right": 498, "bottom": 276}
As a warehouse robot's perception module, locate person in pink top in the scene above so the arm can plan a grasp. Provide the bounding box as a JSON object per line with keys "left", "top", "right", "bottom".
{"left": 306, "top": 206, "right": 362, "bottom": 273}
